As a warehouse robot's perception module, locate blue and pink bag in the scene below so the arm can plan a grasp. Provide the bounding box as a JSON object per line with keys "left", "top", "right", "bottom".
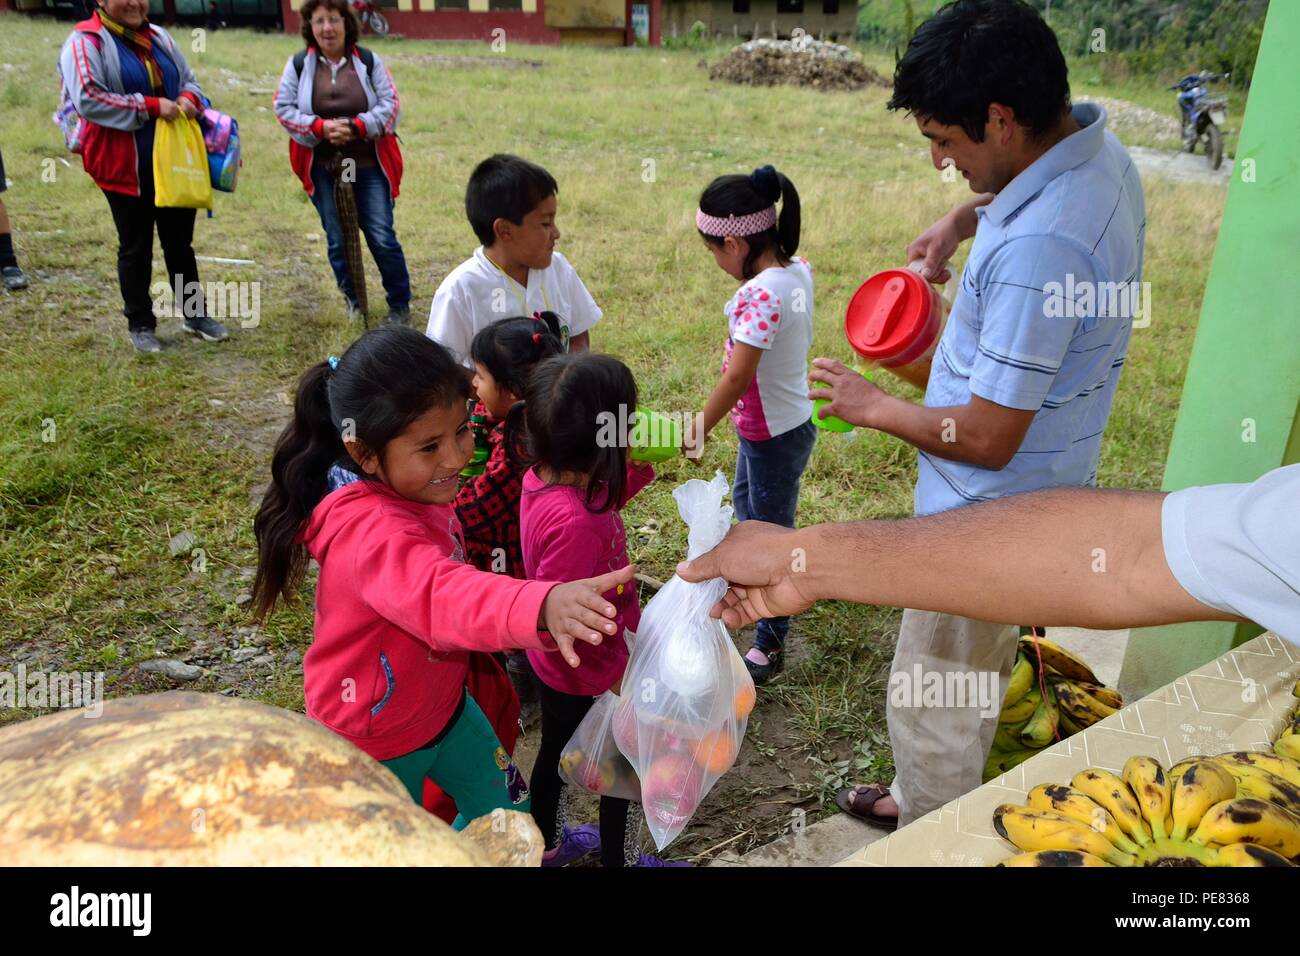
{"left": 200, "top": 108, "right": 241, "bottom": 193}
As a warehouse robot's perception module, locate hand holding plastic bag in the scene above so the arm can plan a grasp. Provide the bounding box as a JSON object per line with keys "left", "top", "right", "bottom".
{"left": 613, "top": 472, "right": 756, "bottom": 849}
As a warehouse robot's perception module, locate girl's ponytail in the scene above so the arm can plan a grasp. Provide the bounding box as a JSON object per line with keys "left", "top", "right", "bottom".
{"left": 251, "top": 360, "right": 345, "bottom": 621}
{"left": 774, "top": 170, "right": 800, "bottom": 258}
{"left": 698, "top": 164, "right": 801, "bottom": 280}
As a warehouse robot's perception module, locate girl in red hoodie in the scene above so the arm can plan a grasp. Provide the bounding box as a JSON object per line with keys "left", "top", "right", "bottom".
{"left": 252, "top": 325, "right": 633, "bottom": 829}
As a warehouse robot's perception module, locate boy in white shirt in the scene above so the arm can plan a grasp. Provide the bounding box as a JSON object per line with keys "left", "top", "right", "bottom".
{"left": 426, "top": 154, "right": 602, "bottom": 364}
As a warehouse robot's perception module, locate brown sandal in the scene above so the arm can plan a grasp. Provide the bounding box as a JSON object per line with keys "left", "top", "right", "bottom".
{"left": 836, "top": 783, "right": 899, "bottom": 830}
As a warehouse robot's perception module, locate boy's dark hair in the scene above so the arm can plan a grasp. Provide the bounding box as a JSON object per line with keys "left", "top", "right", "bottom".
{"left": 887, "top": 0, "right": 1071, "bottom": 143}
{"left": 469, "top": 312, "right": 564, "bottom": 468}
{"left": 252, "top": 326, "right": 470, "bottom": 620}
{"left": 698, "top": 165, "right": 801, "bottom": 281}
{"left": 465, "top": 154, "right": 559, "bottom": 247}
{"left": 525, "top": 353, "right": 638, "bottom": 515}
{"left": 298, "top": 0, "right": 359, "bottom": 53}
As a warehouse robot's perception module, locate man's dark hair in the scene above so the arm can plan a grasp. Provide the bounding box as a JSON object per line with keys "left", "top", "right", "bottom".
{"left": 465, "top": 154, "right": 558, "bottom": 247}
{"left": 887, "top": 0, "right": 1070, "bottom": 143}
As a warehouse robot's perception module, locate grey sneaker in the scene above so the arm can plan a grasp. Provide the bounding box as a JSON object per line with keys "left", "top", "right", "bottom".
{"left": 183, "top": 316, "right": 229, "bottom": 341}
{"left": 2, "top": 266, "right": 29, "bottom": 290}
{"left": 384, "top": 306, "right": 411, "bottom": 325}
{"left": 129, "top": 329, "right": 162, "bottom": 353}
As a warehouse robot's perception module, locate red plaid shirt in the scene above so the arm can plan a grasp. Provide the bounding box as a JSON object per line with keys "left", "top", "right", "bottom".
{"left": 454, "top": 420, "right": 527, "bottom": 579}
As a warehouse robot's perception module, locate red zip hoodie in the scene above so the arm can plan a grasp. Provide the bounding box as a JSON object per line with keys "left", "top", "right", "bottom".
{"left": 300, "top": 480, "right": 557, "bottom": 761}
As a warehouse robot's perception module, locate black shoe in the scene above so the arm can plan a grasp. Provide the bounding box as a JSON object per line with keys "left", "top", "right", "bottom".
{"left": 2, "top": 266, "right": 29, "bottom": 290}
{"left": 183, "top": 316, "right": 229, "bottom": 341}
{"left": 743, "top": 646, "right": 784, "bottom": 686}
{"left": 384, "top": 306, "right": 411, "bottom": 326}
{"left": 129, "top": 329, "right": 162, "bottom": 354}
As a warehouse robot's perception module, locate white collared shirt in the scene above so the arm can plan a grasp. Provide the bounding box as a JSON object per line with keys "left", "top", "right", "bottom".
{"left": 426, "top": 246, "right": 602, "bottom": 366}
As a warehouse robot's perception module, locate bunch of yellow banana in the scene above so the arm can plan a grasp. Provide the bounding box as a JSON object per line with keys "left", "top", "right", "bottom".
{"left": 1275, "top": 678, "right": 1300, "bottom": 753}
{"left": 984, "top": 637, "right": 1121, "bottom": 782}
{"left": 991, "top": 751, "right": 1300, "bottom": 866}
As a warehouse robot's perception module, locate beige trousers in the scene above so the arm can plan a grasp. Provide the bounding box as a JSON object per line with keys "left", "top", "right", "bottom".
{"left": 887, "top": 608, "right": 1020, "bottom": 825}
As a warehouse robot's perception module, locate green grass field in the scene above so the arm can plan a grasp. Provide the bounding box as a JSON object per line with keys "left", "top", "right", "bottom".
{"left": 0, "top": 16, "right": 1228, "bottom": 858}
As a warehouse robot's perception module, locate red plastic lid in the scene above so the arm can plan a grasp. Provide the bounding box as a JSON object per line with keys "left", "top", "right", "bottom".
{"left": 845, "top": 268, "right": 941, "bottom": 364}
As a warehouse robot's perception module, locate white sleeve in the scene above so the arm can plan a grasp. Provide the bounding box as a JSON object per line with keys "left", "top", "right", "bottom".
{"left": 728, "top": 280, "right": 782, "bottom": 351}
{"left": 1161, "top": 464, "right": 1300, "bottom": 646}
{"left": 557, "top": 255, "right": 602, "bottom": 337}
{"left": 426, "top": 281, "right": 474, "bottom": 368}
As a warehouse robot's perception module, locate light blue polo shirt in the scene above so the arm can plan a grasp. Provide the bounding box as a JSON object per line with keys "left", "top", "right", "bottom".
{"left": 915, "top": 103, "right": 1147, "bottom": 516}
{"left": 1162, "top": 465, "right": 1300, "bottom": 647}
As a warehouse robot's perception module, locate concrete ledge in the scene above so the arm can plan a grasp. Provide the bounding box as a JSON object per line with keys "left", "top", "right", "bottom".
{"left": 709, "top": 810, "right": 892, "bottom": 867}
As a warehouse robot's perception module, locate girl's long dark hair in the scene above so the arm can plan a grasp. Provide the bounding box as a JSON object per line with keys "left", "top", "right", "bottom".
{"left": 525, "top": 353, "right": 638, "bottom": 515}
{"left": 469, "top": 312, "right": 563, "bottom": 468}
{"left": 251, "top": 326, "right": 470, "bottom": 621}
{"left": 698, "top": 164, "right": 801, "bottom": 280}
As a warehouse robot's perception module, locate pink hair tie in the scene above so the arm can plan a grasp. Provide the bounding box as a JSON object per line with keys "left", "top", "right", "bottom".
{"left": 696, "top": 206, "right": 777, "bottom": 238}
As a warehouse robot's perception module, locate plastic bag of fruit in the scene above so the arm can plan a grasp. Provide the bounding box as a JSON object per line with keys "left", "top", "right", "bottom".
{"left": 612, "top": 471, "right": 756, "bottom": 849}
{"left": 558, "top": 690, "right": 642, "bottom": 802}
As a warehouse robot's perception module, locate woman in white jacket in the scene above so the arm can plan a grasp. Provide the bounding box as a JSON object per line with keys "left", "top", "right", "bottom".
{"left": 274, "top": 0, "right": 410, "bottom": 325}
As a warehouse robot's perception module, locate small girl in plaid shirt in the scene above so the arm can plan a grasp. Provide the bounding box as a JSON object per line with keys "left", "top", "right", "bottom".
{"left": 454, "top": 312, "right": 564, "bottom": 579}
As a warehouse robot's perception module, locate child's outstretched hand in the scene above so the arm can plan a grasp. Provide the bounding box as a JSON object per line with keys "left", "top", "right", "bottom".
{"left": 540, "top": 565, "right": 637, "bottom": 667}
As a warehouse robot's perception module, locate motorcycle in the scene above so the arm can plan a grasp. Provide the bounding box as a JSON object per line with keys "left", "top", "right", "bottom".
{"left": 1169, "top": 71, "right": 1229, "bottom": 171}
{"left": 350, "top": 0, "right": 390, "bottom": 36}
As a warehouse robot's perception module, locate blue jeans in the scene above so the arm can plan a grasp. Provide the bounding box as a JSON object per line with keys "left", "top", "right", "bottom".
{"left": 310, "top": 160, "right": 411, "bottom": 312}
{"left": 733, "top": 417, "right": 817, "bottom": 655}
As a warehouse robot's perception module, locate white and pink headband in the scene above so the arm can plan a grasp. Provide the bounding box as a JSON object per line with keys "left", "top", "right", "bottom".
{"left": 696, "top": 206, "right": 777, "bottom": 238}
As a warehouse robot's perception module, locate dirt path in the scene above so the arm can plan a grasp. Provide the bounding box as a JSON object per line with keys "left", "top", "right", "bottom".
{"left": 1128, "top": 145, "right": 1233, "bottom": 186}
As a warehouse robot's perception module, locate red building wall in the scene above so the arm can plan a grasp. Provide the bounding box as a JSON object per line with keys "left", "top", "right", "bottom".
{"left": 280, "top": 0, "right": 659, "bottom": 44}
{"left": 281, "top": 1, "right": 563, "bottom": 43}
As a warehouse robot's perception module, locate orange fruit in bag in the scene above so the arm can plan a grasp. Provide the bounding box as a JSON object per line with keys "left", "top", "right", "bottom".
{"left": 733, "top": 683, "right": 756, "bottom": 720}
{"left": 693, "top": 727, "right": 739, "bottom": 774}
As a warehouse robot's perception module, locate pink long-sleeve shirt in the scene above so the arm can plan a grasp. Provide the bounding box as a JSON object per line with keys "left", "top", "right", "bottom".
{"left": 520, "top": 462, "right": 654, "bottom": 696}
{"left": 300, "top": 480, "right": 557, "bottom": 761}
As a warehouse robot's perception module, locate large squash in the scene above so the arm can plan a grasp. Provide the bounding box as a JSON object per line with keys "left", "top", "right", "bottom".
{"left": 0, "top": 691, "right": 542, "bottom": 866}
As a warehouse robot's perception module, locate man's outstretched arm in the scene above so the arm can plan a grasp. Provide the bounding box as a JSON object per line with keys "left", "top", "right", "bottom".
{"left": 677, "top": 488, "right": 1241, "bottom": 632}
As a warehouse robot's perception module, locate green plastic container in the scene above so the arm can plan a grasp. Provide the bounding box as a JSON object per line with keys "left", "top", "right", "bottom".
{"left": 810, "top": 383, "right": 853, "bottom": 433}
{"left": 629, "top": 406, "right": 682, "bottom": 462}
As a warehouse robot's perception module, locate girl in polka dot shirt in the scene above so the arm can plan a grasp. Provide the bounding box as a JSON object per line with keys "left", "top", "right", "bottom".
{"left": 686, "top": 165, "right": 817, "bottom": 685}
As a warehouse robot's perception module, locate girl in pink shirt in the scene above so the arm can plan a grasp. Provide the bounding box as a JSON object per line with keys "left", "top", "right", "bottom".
{"left": 520, "top": 353, "right": 681, "bottom": 866}
{"left": 251, "top": 326, "right": 631, "bottom": 831}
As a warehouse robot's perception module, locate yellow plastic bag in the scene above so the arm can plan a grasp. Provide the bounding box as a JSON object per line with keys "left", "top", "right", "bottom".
{"left": 153, "top": 115, "right": 213, "bottom": 210}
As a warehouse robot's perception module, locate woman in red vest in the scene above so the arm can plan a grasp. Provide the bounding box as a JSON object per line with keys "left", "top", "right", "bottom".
{"left": 58, "top": 0, "right": 229, "bottom": 353}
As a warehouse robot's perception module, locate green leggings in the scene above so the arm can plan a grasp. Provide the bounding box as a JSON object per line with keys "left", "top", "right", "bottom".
{"left": 380, "top": 695, "right": 531, "bottom": 831}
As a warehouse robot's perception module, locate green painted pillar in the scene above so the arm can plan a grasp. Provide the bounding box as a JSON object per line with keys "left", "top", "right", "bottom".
{"left": 1119, "top": 0, "right": 1300, "bottom": 698}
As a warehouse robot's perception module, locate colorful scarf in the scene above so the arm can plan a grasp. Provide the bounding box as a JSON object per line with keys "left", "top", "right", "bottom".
{"left": 99, "top": 10, "right": 165, "bottom": 95}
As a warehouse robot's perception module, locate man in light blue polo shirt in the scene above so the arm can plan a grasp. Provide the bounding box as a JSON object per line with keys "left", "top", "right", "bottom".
{"left": 812, "top": 0, "right": 1146, "bottom": 827}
